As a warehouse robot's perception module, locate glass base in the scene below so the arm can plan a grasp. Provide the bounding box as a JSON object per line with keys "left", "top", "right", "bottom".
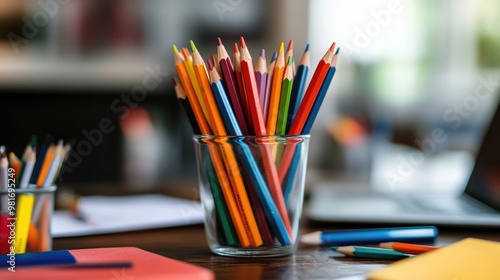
{"left": 210, "top": 245, "right": 295, "bottom": 257}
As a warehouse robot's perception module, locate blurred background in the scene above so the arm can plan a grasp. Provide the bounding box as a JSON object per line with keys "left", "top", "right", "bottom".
{"left": 1, "top": 0, "right": 499, "bottom": 194}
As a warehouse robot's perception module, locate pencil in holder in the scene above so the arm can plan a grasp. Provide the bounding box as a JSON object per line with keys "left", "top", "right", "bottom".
{"left": 0, "top": 185, "right": 56, "bottom": 254}
{"left": 194, "top": 135, "right": 309, "bottom": 257}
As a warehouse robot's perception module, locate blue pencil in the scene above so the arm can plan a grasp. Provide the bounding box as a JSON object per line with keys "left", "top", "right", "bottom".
{"left": 207, "top": 59, "right": 290, "bottom": 245}
{"left": 286, "top": 44, "right": 310, "bottom": 133}
{"left": 301, "top": 48, "right": 339, "bottom": 134}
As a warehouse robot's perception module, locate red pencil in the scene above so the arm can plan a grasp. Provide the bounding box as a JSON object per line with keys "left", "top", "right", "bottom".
{"left": 233, "top": 43, "right": 252, "bottom": 133}
{"left": 379, "top": 242, "right": 439, "bottom": 255}
{"left": 239, "top": 37, "right": 292, "bottom": 237}
{"left": 217, "top": 38, "right": 250, "bottom": 135}
{"left": 288, "top": 42, "right": 336, "bottom": 135}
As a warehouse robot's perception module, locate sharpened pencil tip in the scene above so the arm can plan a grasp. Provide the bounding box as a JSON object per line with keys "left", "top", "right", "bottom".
{"left": 172, "top": 45, "right": 179, "bottom": 54}
{"left": 189, "top": 40, "right": 197, "bottom": 52}
{"left": 329, "top": 42, "right": 337, "bottom": 52}
{"left": 287, "top": 56, "right": 293, "bottom": 65}
{"left": 181, "top": 47, "right": 190, "bottom": 59}
{"left": 172, "top": 77, "right": 179, "bottom": 86}
{"left": 233, "top": 43, "right": 239, "bottom": 53}
{"left": 335, "top": 47, "right": 340, "bottom": 55}
{"left": 260, "top": 49, "right": 265, "bottom": 59}
{"left": 331, "top": 246, "right": 339, "bottom": 251}
{"left": 278, "top": 42, "right": 284, "bottom": 53}
{"left": 271, "top": 51, "right": 277, "bottom": 62}
{"left": 217, "top": 37, "right": 223, "bottom": 46}
{"left": 207, "top": 58, "right": 214, "bottom": 70}
{"left": 304, "top": 43, "right": 310, "bottom": 52}
{"left": 287, "top": 40, "right": 294, "bottom": 51}
{"left": 239, "top": 37, "right": 246, "bottom": 48}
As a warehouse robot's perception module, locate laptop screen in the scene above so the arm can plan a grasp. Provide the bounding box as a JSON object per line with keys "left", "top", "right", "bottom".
{"left": 465, "top": 94, "right": 500, "bottom": 211}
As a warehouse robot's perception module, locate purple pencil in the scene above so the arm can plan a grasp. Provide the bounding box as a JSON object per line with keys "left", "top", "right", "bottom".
{"left": 255, "top": 49, "right": 268, "bottom": 114}
{"left": 216, "top": 37, "right": 250, "bottom": 135}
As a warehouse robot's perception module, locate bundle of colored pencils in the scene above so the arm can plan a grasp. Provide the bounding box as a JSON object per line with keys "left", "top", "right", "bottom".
{"left": 0, "top": 136, "right": 72, "bottom": 254}
{"left": 173, "top": 37, "right": 339, "bottom": 137}
{"left": 172, "top": 37, "right": 339, "bottom": 249}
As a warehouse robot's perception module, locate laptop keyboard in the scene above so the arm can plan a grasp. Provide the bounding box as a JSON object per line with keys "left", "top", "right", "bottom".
{"left": 398, "top": 196, "right": 497, "bottom": 216}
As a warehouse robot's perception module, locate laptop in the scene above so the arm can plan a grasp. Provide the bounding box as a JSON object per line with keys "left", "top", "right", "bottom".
{"left": 307, "top": 96, "right": 500, "bottom": 227}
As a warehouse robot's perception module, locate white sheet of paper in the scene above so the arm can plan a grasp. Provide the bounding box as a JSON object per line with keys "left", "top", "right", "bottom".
{"left": 51, "top": 194, "right": 204, "bottom": 237}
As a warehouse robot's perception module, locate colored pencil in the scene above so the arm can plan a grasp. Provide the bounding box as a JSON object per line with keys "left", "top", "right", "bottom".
{"left": 276, "top": 56, "right": 294, "bottom": 135}
{"left": 300, "top": 226, "right": 439, "bottom": 246}
{"left": 285, "top": 40, "right": 295, "bottom": 76}
{"left": 206, "top": 159, "right": 239, "bottom": 246}
{"left": 288, "top": 42, "right": 336, "bottom": 135}
{"left": 255, "top": 49, "right": 268, "bottom": 113}
{"left": 233, "top": 43, "right": 251, "bottom": 132}
{"left": 216, "top": 37, "right": 249, "bottom": 135}
{"left": 19, "top": 150, "right": 36, "bottom": 189}
{"left": 208, "top": 59, "right": 275, "bottom": 245}
{"left": 302, "top": 48, "right": 339, "bottom": 134}
{"left": 266, "top": 42, "right": 285, "bottom": 135}
{"left": 331, "top": 246, "right": 414, "bottom": 260}
{"left": 181, "top": 47, "right": 210, "bottom": 124}
{"left": 379, "top": 242, "right": 439, "bottom": 255}
{"left": 8, "top": 152, "right": 21, "bottom": 180}
{"left": 173, "top": 45, "right": 212, "bottom": 134}
{"left": 263, "top": 51, "right": 277, "bottom": 121}
{"left": 0, "top": 152, "right": 8, "bottom": 211}
{"left": 36, "top": 144, "right": 56, "bottom": 187}
{"left": 30, "top": 135, "right": 53, "bottom": 184}
{"left": 239, "top": 37, "right": 292, "bottom": 238}
{"left": 42, "top": 140, "right": 64, "bottom": 187}
{"left": 175, "top": 44, "right": 255, "bottom": 246}
{"left": 191, "top": 40, "right": 263, "bottom": 247}
{"left": 287, "top": 44, "right": 310, "bottom": 132}
{"left": 173, "top": 77, "right": 202, "bottom": 135}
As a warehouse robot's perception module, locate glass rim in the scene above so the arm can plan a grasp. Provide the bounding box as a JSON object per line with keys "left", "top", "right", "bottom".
{"left": 192, "top": 134, "right": 311, "bottom": 140}
{"left": 0, "top": 185, "right": 57, "bottom": 194}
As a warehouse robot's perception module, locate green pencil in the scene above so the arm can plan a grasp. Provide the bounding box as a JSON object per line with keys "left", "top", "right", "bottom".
{"left": 207, "top": 161, "right": 239, "bottom": 246}
{"left": 275, "top": 56, "right": 294, "bottom": 135}
{"left": 331, "top": 246, "right": 414, "bottom": 260}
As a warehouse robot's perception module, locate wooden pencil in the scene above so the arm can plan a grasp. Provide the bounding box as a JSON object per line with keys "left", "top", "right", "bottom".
{"left": 263, "top": 52, "right": 277, "bottom": 122}
{"left": 239, "top": 37, "right": 293, "bottom": 239}
{"left": 288, "top": 42, "right": 336, "bottom": 135}
{"left": 287, "top": 44, "right": 310, "bottom": 133}
{"left": 266, "top": 42, "right": 285, "bottom": 135}
{"left": 255, "top": 49, "right": 268, "bottom": 113}
{"left": 181, "top": 47, "right": 210, "bottom": 125}
{"left": 233, "top": 43, "right": 252, "bottom": 132}
{"left": 276, "top": 56, "right": 294, "bottom": 135}
{"left": 173, "top": 77, "right": 201, "bottom": 135}
{"left": 191, "top": 40, "right": 263, "bottom": 247}
{"left": 216, "top": 37, "right": 249, "bottom": 135}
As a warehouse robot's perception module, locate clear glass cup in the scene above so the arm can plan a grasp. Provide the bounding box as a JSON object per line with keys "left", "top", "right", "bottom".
{"left": 0, "top": 185, "right": 56, "bottom": 254}
{"left": 193, "top": 135, "right": 310, "bottom": 257}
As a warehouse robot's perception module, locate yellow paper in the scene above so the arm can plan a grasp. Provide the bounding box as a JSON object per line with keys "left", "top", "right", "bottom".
{"left": 369, "top": 238, "right": 500, "bottom": 280}
{"left": 14, "top": 194, "right": 35, "bottom": 253}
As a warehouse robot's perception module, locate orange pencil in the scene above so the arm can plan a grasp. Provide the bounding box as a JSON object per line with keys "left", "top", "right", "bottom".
{"left": 191, "top": 40, "right": 263, "bottom": 247}
{"left": 174, "top": 45, "right": 258, "bottom": 247}
{"left": 379, "top": 242, "right": 439, "bottom": 255}
{"left": 173, "top": 45, "right": 211, "bottom": 134}
{"left": 288, "top": 42, "right": 336, "bottom": 135}
{"left": 8, "top": 152, "right": 21, "bottom": 180}
{"left": 239, "top": 37, "right": 292, "bottom": 237}
{"left": 36, "top": 145, "right": 55, "bottom": 187}
{"left": 266, "top": 42, "right": 285, "bottom": 135}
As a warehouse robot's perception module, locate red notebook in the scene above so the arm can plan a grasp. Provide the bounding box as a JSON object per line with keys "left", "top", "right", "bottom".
{"left": 0, "top": 247, "right": 215, "bottom": 280}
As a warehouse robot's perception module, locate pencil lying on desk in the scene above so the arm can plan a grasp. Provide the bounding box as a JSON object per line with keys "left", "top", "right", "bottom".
{"left": 379, "top": 242, "right": 439, "bottom": 255}
{"left": 331, "top": 246, "right": 414, "bottom": 260}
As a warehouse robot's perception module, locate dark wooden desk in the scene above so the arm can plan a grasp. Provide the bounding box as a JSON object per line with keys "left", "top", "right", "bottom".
{"left": 53, "top": 220, "right": 500, "bottom": 280}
